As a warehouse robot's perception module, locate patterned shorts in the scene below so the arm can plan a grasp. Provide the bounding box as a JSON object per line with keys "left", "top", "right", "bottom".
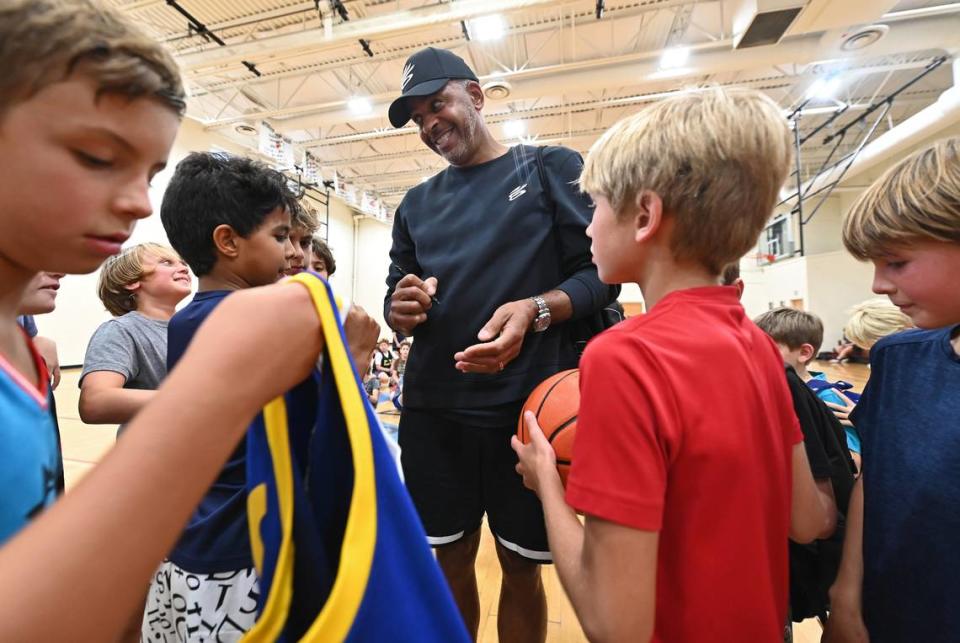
{"left": 141, "top": 561, "right": 260, "bottom": 642}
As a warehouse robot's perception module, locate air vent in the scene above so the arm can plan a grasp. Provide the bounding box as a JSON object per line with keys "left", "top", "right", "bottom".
{"left": 735, "top": 7, "right": 803, "bottom": 48}
{"left": 841, "top": 24, "right": 889, "bottom": 51}
{"left": 482, "top": 80, "right": 512, "bottom": 100}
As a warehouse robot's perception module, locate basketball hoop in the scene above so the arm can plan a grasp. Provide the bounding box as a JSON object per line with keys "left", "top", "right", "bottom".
{"left": 747, "top": 251, "right": 777, "bottom": 265}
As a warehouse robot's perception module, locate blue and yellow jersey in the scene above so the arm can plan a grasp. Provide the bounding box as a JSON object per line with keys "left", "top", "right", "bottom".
{"left": 245, "top": 273, "right": 469, "bottom": 642}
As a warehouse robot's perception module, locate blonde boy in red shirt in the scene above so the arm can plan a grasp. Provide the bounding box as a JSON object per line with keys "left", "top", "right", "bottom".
{"left": 514, "top": 88, "right": 831, "bottom": 642}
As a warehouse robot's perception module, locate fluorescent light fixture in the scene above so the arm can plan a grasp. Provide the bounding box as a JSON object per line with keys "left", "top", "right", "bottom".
{"left": 659, "top": 46, "right": 690, "bottom": 70}
{"left": 503, "top": 119, "right": 526, "bottom": 138}
{"left": 347, "top": 96, "right": 372, "bottom": 115}
{"left": 806, "top": 76, "right": 842, "bottom": 100}
{"left": 470, "top": 14, "right": 507, "bottom": 41}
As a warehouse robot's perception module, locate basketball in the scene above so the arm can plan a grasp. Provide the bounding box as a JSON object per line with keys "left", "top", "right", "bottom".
{"left": 517, "top": 369, "right": 579, "bottom": 486}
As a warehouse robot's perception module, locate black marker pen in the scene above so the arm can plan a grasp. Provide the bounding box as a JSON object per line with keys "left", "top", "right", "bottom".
{"left": 393, "top": 264, "right": 440, "bottom": 306}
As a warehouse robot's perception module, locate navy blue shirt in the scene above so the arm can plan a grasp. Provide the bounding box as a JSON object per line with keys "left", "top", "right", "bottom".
{"left": 384, "top": 145, "right": 617, "bottom": 412}
{"left": 851, "top": 325, "right": 960, "bottom": 642}
{"left": 166, "top": 290, "right": 252, "bottom": 573}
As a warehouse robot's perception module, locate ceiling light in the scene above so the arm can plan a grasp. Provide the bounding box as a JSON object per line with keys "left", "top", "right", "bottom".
{"left": 659, "top": 47, "right": 690, "bottom": 70}
{"left": 806, "top": 76, "right": 842, "bottom": 100}
{"left": 470, "top": 14, "right": 507, "bottom": 41}
{"left": 503, "top": 119, "right": 526, "bottom": 139}
{"left": 347, "top": 96, "right": 372, "bottom": 115}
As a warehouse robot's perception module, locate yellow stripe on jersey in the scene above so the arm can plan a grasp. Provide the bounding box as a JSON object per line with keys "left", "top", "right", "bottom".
{"left": 242, "top": 273, "right": 377, "bottom": 642}
{"left": 243, "top": 398, "right": 296, "bottom": 642}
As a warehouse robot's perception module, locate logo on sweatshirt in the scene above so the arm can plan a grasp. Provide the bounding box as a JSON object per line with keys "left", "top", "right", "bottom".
{"left": 508, "top": 183, "right": 527, "bottom": 201}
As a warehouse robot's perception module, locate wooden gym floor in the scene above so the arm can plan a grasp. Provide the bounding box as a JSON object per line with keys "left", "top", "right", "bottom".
{"left": 54, "top": 360, "right": 868, "bottom": 642}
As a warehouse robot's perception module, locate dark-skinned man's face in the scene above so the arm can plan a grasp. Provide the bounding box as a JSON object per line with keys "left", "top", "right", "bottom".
{"left": 407, "top": 81, "right": 484, "bottom": 166}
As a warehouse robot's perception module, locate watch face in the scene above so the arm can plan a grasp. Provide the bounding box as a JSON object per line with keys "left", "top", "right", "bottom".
{"left": 534, "top": 314, "right": 550, "bottom": 332}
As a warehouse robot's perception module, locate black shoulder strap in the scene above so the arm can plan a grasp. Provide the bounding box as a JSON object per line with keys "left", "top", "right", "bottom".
{"left": 535, "top": 145, "right": 564, "bottom": 267}
{"left": 535, "top": 145, "right": 552, "bottom": 205}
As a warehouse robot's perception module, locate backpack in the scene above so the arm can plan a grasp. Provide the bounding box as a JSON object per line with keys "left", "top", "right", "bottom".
{"left": 533, "top": 145, "right": 623, "bottom": 357}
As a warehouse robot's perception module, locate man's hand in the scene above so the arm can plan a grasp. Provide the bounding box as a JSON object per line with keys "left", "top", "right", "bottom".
{"left": 33, "top": 336, "right": 60, "bottom": 390}
{"left": 826, "top": 394, "right": 857, "bottom": 427}
{"left": 343, "top": 305, "right": 380, "bottom": 371}
{"left": 455, "top": 299, "right": 536, "bottom": 374}
{"left": 387, "top": 274, "right": 437, "bottom": 335}
{"left": 511, "top": 411, "right": 562, "bottom": 498}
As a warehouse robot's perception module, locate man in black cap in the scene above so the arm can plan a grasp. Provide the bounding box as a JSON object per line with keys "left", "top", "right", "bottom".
{"left": 383, "top": 46, "right": 617, "bottom": 642}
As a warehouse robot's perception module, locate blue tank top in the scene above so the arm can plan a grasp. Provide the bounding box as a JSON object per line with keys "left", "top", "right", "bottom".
{"left": 0, "top": 335, "right": 61, "bottom": 544}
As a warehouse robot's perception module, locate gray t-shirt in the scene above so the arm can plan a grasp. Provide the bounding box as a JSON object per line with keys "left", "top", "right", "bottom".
{"left": 80, "top": 312, "right": 168, "bottom": 393}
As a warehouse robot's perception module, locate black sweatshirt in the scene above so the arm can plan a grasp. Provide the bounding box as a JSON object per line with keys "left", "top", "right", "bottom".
{"left": 384, "top": 145, "right": 619, "bottom": 410}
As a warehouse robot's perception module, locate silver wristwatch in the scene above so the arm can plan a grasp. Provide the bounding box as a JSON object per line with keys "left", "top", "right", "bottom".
{"left": 530, "top": 295, "right": 551, "bottom": 333}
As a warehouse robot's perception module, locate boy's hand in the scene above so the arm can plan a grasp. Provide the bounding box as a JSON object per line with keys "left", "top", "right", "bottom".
{"left": 826, "top": 394, "right": 857, "bottom": 427}
{"left": 455, "top": 299, "right": 536, "bottom": 374}
{"left": 33, "top": 336, "right": 60, "bottom": 389}
{"left": 821, "top": 606, "right": 869, "bottom": 643}
{"left": 388, "top": 274, "right": 437, "bottom": 335}
{"left": 511, "top": 411, "right": 562, "bottom": 498}
{"left": 343, "top": 305, "right": 380, "bottom": 369}
{"left": 823, "top": 580, "right": 869, "bottom": 643}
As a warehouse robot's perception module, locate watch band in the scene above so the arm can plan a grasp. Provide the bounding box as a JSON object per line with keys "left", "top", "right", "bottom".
{"left": 530, "top": 295, "right": 551, "bottom": 333}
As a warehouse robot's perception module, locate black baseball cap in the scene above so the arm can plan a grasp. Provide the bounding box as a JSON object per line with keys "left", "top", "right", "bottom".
{"left": 388, "top": 47, "right": 478, "bottom": 128}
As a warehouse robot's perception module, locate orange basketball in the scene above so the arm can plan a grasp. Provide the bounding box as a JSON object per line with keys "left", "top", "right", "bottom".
{"left": 517, "top": 369, "right": 579, "bottom": 486}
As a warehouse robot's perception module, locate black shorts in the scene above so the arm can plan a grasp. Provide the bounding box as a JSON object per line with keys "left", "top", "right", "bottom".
{"left": 398, "top": 407, "right": 551, "bottom": 563}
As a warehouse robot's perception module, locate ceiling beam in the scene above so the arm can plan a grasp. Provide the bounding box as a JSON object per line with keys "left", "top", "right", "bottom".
{"left": 177, "top": 0, "right": 587, "bottom": 73}
{"left": 302, "top": 74, "right": 798, "bottom": 146}
{"left": 186, "top": 1, "right": 677, "bottom": 93}
{"left": 302, "top": 90, "right": 936, "bottom": 172}
{"left": 200, "top": 11, "right": 959, "bottom": 133}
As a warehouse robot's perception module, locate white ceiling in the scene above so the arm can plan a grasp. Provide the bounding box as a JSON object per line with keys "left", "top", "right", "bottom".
{"left": 111, "top": 0, "right": 960, "bottom": 210}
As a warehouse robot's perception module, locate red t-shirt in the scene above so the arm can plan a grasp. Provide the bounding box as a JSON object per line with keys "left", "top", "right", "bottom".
{"left": 566, "top": 286, "right": 802, "bottom": 642}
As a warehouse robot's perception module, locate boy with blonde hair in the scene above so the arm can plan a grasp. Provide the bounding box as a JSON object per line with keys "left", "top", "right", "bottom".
{"left": 79, "top": 242, "right": 191, "bottom": 428}
{"left": 843, "top": 297, "right": 913, "bottom": 350}
{"left": 0, "top": 2, "right": 348, "bottom": 639}
{"left": 514, "top": 87, "right": 831, "bottom": 641}
{"left": 826, "top": 137, "right": 960, "bottom": 643}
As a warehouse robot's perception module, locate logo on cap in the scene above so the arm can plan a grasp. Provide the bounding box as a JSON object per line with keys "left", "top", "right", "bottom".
{"left": 401, "top": 63, "right": 415, "bottom": 91}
